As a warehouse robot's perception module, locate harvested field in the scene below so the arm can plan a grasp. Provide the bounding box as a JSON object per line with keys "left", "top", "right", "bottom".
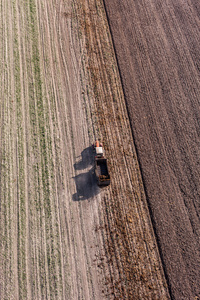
{"left": 0, "top": 0, "right": 171, "bottom": 299}
{"left": 103, "top": 0, "right": 200, "bottom": 299}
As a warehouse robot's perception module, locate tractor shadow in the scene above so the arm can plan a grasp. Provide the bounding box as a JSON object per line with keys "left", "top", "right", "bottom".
{"left": 72, "top": 146, "right": 100, "bottom": 201}
{"left": 72, "top": 168, "right": 100, "bottom": 201}
{"left": 74, "top": 146, "right": 93, "bottom": 170}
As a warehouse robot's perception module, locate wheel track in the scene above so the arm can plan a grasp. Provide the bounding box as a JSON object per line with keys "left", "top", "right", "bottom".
{"left": 15, "top": 0, "right": 32, "bottom": 297}
{"left": 1, "top": 0, "right": 20, "bottom": 298}
{"left": 24, "top": 2, "right": 51, "bottom": 298}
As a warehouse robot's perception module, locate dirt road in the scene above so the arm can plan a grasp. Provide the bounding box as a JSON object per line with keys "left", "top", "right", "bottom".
{"left": 103, "top": 0, "right": 200, "bottom": 299}
{"left": 0, "top": 0, "right": 170, "bottom": 299}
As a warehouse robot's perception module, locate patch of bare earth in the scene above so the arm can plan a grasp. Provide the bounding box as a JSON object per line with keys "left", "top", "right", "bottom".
{"left": 0, "top": 0, "right": 169, "bottom": 299}
{"left": 103, "top": 0, "right": 200, "bottom": 299}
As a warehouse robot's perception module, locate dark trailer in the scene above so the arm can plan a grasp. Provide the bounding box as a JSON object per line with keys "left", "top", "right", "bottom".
{"left": 95, "top": 157, "right": 110, "bottom": 186}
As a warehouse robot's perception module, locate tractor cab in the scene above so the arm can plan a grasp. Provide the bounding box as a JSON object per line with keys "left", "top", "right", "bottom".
{"left": 93, "top": 140, "right": 104, "bottom": 157}
{"left": 95, "top": 146, "right": 103, "bottom": 157}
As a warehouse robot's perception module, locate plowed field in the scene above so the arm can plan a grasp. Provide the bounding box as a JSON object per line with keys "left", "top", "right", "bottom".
{"left": 103, "top": 0, "right": 200, "bottom": 299}
{"left": 0, "top": 0, "right": 170, "bottom": 299}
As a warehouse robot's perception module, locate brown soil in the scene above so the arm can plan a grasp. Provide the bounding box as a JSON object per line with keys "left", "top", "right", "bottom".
{"left": 103, "top": 0, "right": 200, "bottom": 299}
{"left": 0, "top": 0, "right": 170, "bottom": 299}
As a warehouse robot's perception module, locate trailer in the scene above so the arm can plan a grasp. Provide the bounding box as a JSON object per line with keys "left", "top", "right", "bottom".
{"left": 95, "top": 157, "right": 110, "bottom": 186}
{"left": 93, "top": 141, "right": 110, "bottom": 186}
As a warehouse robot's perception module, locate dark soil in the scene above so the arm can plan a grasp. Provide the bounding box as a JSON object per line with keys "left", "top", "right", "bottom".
{"left": 103, "top": 0, "right": 200, "bottom": 299}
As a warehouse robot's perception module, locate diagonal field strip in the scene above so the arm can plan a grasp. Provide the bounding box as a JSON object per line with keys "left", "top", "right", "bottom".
{"left": 0, "top": 0, "right": 169, "bottom": 299}
{"left": 102, "top": 0, "right": 200, "bottom": 298}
